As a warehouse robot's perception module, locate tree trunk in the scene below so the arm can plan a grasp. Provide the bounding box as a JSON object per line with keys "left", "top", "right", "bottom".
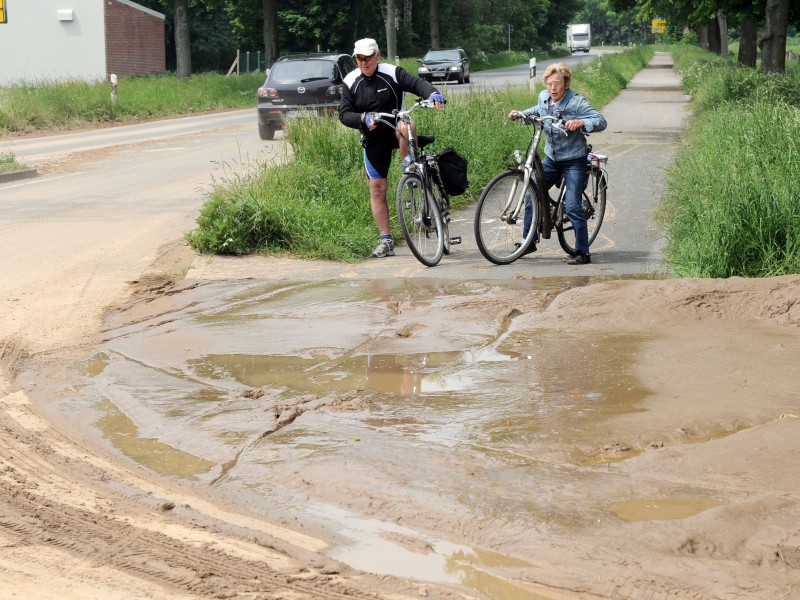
{"left": 263, "top": 0, "right": 279, "bottom": 69}
{"left": 707, "top": 17, "right": 721, "bottom": 54}
{"left": 738, "top": 20, "right": 758, "bottom": 68}
{"left": 429, "top": 0, "right": 440, "bottom": 49}
{"left": 717, "top": 10, "right": 728, "bottom": 57}
{"left": 385, "top": 0, "right": 397, "bottom": 62}
{"left": 761, "top": 0, "right": 789, "bottom": 74}
{"left": 697, "top": 24, "right": 708, "bottom": 50}
{"left": 174, "top": 0, "right": 191, "bottom": 80}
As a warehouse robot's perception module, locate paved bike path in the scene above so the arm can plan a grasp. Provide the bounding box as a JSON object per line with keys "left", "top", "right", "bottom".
{"left": 187, "top": 52, "right": 690, "bottom": 282}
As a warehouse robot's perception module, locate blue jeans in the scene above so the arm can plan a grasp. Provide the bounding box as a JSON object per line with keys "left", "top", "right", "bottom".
{"left": 523, "top": 156, "right": 589, "bottom": 257}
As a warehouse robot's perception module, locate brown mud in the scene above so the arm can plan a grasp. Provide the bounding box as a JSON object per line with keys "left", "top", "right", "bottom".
{"left": 4, "top": 245, "right": 799, "bottom": 599}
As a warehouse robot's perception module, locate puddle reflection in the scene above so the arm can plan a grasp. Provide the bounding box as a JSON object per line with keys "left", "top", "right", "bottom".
{"left": 188, "top": 347, "right": 513, "bottom": 396}
{"left": 314, "top": 502, "right": 558, "bottom": 600}
{"left": 609, "top": 496, "right": 722, "bottom": 521}
{"left": 95, "top": 399, "right": 215, "bottom": 480}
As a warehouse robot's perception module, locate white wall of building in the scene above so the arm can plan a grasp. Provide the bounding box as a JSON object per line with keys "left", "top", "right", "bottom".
{"left": 0, "top": 0, "right": 106, "bottom": 85}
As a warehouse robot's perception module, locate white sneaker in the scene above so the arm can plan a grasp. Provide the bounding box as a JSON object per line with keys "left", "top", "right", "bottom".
{"left": 372, "top": 238, "right": 395, "bottom": 258}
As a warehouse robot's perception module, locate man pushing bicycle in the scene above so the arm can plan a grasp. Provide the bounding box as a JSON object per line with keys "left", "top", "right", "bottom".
{"left": 339, "top": 38, "right": 445, "bottom": 258}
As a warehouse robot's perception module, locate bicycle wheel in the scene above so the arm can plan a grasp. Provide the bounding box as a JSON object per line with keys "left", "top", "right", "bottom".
{"left": 474, "top": 171, "right": 538, "bottom": 265}
{"left": 556, "top": 169, "right": 607, "bottom": 256}
{"left": 397, "top": 173, "right": 445, "bottom": 267}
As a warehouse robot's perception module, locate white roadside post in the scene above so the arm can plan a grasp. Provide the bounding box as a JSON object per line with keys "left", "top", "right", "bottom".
{"left": 110, "top": 74, "right": 118, "bottom": 103}
{"left": 528, "top": 58, "right": 537, "bottom": 92}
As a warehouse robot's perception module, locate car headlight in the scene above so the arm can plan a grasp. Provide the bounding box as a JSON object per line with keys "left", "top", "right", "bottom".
{"left": 418, "top": 66, "right": 430, "bottom": 73}
{"left": 449, "top": 65, "right": 461, "bottom": 72}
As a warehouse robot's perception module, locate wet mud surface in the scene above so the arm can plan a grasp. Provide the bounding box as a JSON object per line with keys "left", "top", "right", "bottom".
{"left": 17, "top": 274, "right": 800, "bottom": 599}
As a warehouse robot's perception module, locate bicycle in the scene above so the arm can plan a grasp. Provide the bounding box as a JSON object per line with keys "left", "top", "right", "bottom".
{"left": 370, "top": 98, "right": 461, "bottom": 267}
{"left": 474, "top": 112, "right": 608, "bottom": 265}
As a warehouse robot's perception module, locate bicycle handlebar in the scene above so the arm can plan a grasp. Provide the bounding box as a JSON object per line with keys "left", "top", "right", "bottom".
{"left": 507, "top": 111, "right": 568, "bottom": 136}
{"left": 370, "top": 98, "right": 443, "bottom": 125}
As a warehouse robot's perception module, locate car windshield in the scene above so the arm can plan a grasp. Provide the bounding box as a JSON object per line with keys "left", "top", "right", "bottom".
{"left": 424, "top": 51, "right": 460, "bottom": 62}
{"left": 269, "top": 60, "right": 334, "bottom": 84}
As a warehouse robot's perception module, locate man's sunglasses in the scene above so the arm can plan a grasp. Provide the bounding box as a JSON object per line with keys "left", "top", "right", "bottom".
{"left": 355, "top": 53, "right": 377, "bottom": 63}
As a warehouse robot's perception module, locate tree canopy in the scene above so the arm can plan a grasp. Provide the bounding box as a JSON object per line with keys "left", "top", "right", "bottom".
{"left": 135, "top": 0, "right": 797, "bottom": 74}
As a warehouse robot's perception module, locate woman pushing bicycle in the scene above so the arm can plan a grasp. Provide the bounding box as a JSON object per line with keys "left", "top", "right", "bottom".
{"left": 339, "top": 38, "right": 446, "bottom": 259}
{"left": 509, "top": 62, "right": 606, "bottom": 265}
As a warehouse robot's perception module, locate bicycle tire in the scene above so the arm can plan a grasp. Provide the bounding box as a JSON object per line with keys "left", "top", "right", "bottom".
{"left": 474, "top": 170, "right": 539, "bottom": 265}
{"left": 556, "top": 169, "right": 607, "bottom": 255}
{"left": 397, "top": 173, "right": 445, "bottom": 267}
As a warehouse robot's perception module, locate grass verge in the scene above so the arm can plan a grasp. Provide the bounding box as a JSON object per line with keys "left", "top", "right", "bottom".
{"left": 656, "top": 45, "right": 800, "bottom": 277}
{"left": 0, "top": 72, "right": 264, "bottom": 135}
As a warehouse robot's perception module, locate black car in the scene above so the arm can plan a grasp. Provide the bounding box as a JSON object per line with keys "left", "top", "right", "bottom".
{"left": 417, "top": 48, "right": 471, "bottom": 84}
{"left": 257, "top": 53, "right": 357, "bottom": 140}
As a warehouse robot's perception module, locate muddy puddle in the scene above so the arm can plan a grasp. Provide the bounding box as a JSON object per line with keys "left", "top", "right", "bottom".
{"left": 22, "top": 277, "right": 729, "bottom": 599}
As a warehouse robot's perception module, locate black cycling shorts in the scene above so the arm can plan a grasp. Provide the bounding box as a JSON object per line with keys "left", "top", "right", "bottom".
{"left": 363, "top": 134, "right": 399, "bottom": 179}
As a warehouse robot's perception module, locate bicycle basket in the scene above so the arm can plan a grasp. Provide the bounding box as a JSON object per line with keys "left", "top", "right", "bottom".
{"left": 434, "top": 147, "right": 469, "bottom": 196}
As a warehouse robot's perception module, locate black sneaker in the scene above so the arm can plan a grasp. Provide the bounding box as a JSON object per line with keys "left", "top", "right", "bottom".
{"left": 567, "top": 253, "right": 591, "bottom": 265}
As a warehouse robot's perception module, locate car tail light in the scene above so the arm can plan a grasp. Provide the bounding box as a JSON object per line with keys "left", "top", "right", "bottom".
{"left": 326, "top": 84, "right": 341, "bottom": 97}
{"left": 258, "top": 87, "right": 278, "bottom": 98}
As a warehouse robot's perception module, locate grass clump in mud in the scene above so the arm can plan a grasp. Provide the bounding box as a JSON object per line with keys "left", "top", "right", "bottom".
{"left": 187, "top": 47, "right": 653, "bottom": 260}
{"left": 656, "top": 46, "right": 800, "bottom": 277}
{"left": 0, "top": 149, "right": 26, "bottom": 173}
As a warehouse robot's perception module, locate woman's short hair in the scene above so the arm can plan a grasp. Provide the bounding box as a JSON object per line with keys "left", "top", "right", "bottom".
{"left": 542, "top": 63, "right": 572, "bottom": 87}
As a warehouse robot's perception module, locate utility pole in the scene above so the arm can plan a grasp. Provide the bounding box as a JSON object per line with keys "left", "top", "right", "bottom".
{"left": 507, "top": 24, "right": 513, "bottom": 52}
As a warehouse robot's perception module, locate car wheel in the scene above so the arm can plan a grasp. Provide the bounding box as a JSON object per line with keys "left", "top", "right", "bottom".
{"left": 259, "top": 122, "right": 275, "bottom": 141}
{"left": 464, "top": 70, "right": 470, "bottom": 84}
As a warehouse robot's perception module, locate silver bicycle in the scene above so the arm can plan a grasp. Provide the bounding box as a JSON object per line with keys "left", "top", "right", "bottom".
{"left": 474, "top": 112, "right": 608, "bottom": 265}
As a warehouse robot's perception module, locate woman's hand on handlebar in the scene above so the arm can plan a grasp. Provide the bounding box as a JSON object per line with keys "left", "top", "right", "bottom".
{"left": 563, "top": 119, "right": 585, "bottom": 132}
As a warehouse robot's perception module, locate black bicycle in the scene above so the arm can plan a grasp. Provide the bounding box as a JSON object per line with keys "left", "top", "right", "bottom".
{"left": 371, "top": 99, "right": 461, "bottom": 267}
{"left": 474, "top": 112, "right": 608, "bottom": 265}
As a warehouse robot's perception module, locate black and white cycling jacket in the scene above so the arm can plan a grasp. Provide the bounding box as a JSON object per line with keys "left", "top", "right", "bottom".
{"left": 339, "top": 63, "right": 437, "bottom": 145}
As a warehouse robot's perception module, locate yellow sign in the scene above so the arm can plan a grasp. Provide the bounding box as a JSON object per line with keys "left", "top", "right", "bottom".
{"left": 0, "top": 0, "right": 6, "bottom": 24}
{"left": 652, "top": 19, "right": 666, "bottom": 33}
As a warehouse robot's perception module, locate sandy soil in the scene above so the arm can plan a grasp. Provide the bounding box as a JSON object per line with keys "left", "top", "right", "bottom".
{"left": 2, "top": 225, "right": 799, "bottom": 599}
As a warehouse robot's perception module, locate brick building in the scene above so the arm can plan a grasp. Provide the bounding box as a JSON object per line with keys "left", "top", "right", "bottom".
{"left": 0, "top": 0, "right": 165, "bottom": 86}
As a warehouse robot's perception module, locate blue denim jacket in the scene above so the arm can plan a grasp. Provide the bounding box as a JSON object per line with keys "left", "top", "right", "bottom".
{"left": 523, "top": 88, "right": 607, "bottom": 162}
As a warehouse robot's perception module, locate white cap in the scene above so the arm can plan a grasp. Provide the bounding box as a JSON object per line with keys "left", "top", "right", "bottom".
{"left": 353, "top": 38, "right": 380, "bottom": 56}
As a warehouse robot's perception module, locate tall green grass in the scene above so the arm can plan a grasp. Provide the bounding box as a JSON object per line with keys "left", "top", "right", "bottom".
{"left": 187, "top": 47, "right": 653, "bottom": 260}
{"left": 0, "top": 72, "right": 263, "bottom": 134}
{"left": 656, "top": 46, "right": 800, "bottom": 277}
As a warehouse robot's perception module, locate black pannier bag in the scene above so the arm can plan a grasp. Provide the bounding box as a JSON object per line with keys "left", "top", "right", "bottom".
{"left": 435, "top": 147, "right": 469, "bottom": 196}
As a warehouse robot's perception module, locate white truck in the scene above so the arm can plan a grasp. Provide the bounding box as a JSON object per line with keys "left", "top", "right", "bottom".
{"left": 567, "top": 23, "right": 591, "bottom": 53}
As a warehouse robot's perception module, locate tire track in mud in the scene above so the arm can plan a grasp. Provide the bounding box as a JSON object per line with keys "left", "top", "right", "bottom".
{"left": 0, "top": 390, "right": 404, "bottom": 599}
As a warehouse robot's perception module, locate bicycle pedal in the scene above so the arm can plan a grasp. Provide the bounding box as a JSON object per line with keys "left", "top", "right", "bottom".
{"left": 449, "top": 236, "right": 462, "bottom": 244}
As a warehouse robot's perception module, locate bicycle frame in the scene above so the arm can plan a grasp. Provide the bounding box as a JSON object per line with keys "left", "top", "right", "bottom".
{"left": 371, "top": 99, "right": 433, "bottom": 191}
